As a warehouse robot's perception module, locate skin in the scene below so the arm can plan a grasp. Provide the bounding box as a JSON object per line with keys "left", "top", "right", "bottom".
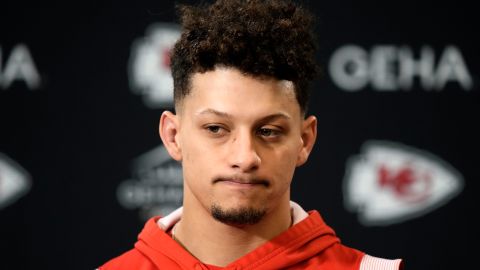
{"left": 159, "top": 67, "right": 317, "bottom": 266}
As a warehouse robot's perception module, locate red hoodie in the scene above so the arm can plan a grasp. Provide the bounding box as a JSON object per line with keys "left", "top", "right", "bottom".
{"left": 100, "top": 203, "right": 403, "bottom": 270}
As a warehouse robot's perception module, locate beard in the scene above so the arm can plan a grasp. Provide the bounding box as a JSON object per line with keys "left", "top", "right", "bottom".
{"left": 211, "top": 203, "right": 266, "bottom": 226}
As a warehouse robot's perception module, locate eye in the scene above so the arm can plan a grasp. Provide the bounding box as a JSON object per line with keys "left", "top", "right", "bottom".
{"left": 257, "top": 127, "right": 280, "bottom": 138}
{"left": 206, "top": 125, "right": 221, "bottom": 133}
{"left": 204, "top": 124, "right": 228, "bottom": 137}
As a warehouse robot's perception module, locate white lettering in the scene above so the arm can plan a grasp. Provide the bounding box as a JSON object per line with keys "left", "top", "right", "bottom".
{"left": 329, "top": 45, "right": 369, "bottom": 92}
{"left": 370, "top": 46, "right": 397, "bottom": 91}
{"left": 435, "top": 46, "right": 473, "bottom": 90}
{"left": 0, "top": 44, "right": 41, "bottom": 90}
{"left": 398, "top": 46, "right": 435, "bottom": 90}
{"left": 329, "top": 45, "right": 473, "bottom": 92}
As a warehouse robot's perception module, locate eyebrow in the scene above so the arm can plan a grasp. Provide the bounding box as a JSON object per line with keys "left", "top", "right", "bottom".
{"left": 195, "top": 108, "right": 291, "bottom": 121}
{"left": 196, "top": 108, "right": 233, "bottom": 119}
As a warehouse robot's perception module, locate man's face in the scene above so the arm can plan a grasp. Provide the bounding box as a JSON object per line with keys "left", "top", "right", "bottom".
{"left": 170, "top": 67, "right": 313, "bottom": 224}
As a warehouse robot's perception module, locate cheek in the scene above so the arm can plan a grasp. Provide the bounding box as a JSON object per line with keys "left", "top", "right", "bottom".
{"left": 266, "top": 143, "right": 300, "bottom": 183}
{"left": 181, "top": 148, "right": 212, "bottom": 197}
{"left": 180, "top": 132, "right": 221, "bottom": 183}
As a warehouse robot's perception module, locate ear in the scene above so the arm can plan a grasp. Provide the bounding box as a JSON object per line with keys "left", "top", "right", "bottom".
{"left": 296, "top": 115, "right": 317, "bottom": 167}
{"left": 159, "top": 111, "right": 182, "bottom": 161}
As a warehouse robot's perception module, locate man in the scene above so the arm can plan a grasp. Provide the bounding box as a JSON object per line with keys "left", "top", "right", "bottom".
{"left": 100, "top": 0, "right": 403, "bottom": 269}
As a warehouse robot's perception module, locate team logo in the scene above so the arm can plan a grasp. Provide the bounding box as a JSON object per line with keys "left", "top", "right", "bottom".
{"left": 343, "top": 141, "right": 464, "bottom": 226}
{"left": 128, "top": 23, "right": 181, "bottom": 108}
{"left": 117, "top": 145, "right": 183, "bottom": 220}
{"left": 0, "top": 153, "right": 32, "bottom": 209}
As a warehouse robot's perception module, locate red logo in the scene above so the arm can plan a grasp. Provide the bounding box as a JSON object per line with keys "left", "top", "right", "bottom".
{"left": 378, "top": 163, "right": 432, "bottom": 203}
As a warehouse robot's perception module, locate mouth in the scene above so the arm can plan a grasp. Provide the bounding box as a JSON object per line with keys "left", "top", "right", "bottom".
{"left": 214, "top": 177, "right": 270, "bottom": 187}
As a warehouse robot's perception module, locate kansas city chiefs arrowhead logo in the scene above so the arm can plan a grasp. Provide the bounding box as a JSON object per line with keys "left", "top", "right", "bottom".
{"left": 128, "top": 23, "right": 181, "bottom": 109}
{"left": 0, "top": 153, "right": 32, "bottom": 209}
{"left": 343, "top": 141, "right": 464, "bottom": 226}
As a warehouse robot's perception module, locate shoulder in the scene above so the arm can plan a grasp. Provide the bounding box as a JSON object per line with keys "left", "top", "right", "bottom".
{"left": 98, "top": 248, "right": 154, "bottom": 270}
{"left": 359, "top": 254, "right": 404, "bottom": 270}
{"left": 318, "top": 243, "right": 403, "bottom": 270}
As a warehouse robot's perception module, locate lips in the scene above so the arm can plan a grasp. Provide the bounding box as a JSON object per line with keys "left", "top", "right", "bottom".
{"left": 214, "top": 177, "right": 269, "bottom": 187}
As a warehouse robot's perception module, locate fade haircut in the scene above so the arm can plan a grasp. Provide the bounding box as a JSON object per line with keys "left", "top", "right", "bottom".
{"left": 171, "top": 0, "right": 318, "bottom": 113}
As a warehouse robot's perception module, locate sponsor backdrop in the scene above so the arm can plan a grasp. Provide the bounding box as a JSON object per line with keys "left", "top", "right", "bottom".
{"left": 1, "top": 1, "right": 478, "bottom": 269}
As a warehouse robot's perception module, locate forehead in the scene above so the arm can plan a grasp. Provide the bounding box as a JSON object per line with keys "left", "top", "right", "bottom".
{"left": 179, "top": 67, "right": 300, "bottom": 119}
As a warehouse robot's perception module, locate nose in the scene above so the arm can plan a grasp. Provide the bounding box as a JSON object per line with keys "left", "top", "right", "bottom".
{"left": 229, "top": 130, "right": 261, "bottom": 172}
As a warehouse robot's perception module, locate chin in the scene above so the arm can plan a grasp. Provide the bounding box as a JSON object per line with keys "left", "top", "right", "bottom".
{"left": 210, "top": 202, "right": 267, "bottom": 226}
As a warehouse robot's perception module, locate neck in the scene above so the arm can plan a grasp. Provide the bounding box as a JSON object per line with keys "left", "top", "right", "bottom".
{"left": 173, "top": 193, "right": 292, "bottom": 267}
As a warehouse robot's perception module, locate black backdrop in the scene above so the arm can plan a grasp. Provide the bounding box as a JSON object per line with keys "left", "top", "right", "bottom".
{"left": 1, "top": 1, "right": 478, "bottom": 269}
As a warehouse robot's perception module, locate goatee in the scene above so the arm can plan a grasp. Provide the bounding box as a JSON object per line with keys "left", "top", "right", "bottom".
{"left": 211, "top": 204, "right": 266, "bottom": 226}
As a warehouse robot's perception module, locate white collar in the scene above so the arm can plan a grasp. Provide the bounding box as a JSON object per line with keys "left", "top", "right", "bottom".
{"left": 156, "top": 201, "right": 309, "bottom": 231}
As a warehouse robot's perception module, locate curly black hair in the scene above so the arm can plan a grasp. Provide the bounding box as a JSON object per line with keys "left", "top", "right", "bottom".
{"left": 171, "top": 0, "right": 318, "bottom": 113}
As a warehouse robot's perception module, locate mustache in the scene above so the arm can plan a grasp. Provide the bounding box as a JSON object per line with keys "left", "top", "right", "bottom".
{"left": 213, "top": 175, "right": 270, "bottom": 186}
